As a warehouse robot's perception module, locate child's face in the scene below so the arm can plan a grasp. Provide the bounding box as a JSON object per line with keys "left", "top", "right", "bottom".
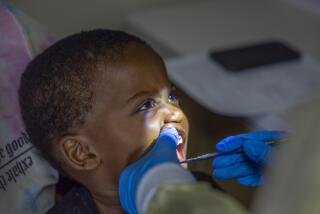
{"left": 84, "top": 43, "right": 189, "bottom": 180}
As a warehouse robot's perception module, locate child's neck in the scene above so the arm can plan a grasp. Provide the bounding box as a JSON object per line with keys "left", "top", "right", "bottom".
{"left": 91, "top": 189, "right": 126, "bottom": 214}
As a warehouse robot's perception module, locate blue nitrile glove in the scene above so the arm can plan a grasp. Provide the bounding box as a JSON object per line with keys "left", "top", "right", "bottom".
{"left": 119, "top": 127, "right": 180, "bottom": 214}
{"left": 213, "top": 130, "right": 286, "bottom": 187}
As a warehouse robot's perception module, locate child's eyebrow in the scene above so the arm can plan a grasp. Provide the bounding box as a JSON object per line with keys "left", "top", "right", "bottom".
{"left": 126, "top": 91, "right": 153, "bottom": 104}
{"left": 126, "top": 84, "right": 173, "bottom": 104}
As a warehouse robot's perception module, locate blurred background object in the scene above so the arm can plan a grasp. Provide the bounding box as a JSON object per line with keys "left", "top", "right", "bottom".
{"left": 0, "top": 2, "right": 58, "bottom": 213}
{"left": 9, "top": 0, "right": 195, "bottom": 37}
{"left": 253, "top": 96, "right": 320, "bottom": 214}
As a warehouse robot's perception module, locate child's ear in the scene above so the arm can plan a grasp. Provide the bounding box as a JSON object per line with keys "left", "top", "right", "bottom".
{"left": 58, "top": 135, "right": 101, "bottom": 171}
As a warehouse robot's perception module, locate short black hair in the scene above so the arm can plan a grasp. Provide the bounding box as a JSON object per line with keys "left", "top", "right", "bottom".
{"left": 19, "top": 29, "right": 148, "bottom": 171}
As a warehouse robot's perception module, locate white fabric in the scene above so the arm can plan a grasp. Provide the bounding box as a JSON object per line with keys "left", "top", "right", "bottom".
{"left": 0, "top": 2, "right": 58, "bottom": 213}
{"left": 165, "top": 53, "right": 320, "bottom": 117}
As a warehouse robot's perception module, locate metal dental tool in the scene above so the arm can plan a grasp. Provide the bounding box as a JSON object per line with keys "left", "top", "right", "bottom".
{"left": 179, "top": 139, "right": 286, "bottom": 164}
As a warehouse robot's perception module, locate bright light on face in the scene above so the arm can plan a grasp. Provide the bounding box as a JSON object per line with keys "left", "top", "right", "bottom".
{"left": 140, "top": 87, "right": 188, "bottom": 167}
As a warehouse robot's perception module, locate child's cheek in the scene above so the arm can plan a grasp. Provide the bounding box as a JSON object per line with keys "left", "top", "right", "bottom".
{"left": 143, "top": 112, "right": 162, "bottom": 150}
{"left": 144, "top": 120, "right": 160, "bottom": 149}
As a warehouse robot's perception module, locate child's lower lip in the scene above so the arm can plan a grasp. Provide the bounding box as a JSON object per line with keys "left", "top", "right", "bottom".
{"left": 176, "top": 150, "right": 185, "bottom": 161}
{"left": 176, "top": 144, "right": 187, "bottom": 168}
{"left": 177, "top": 152, "right": 187, "bottom": 168}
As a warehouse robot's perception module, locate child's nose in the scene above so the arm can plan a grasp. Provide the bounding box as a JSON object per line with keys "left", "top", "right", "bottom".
{"left": 162, "top": 105, "right": 183, "bottom": 124}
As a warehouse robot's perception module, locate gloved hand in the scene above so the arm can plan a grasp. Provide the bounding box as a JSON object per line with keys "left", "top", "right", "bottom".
{"left": 119, "top": 127, "right": 180, "bottom": 214}
{"left": 213, "top": 130, "right": 286, "bottom": 187}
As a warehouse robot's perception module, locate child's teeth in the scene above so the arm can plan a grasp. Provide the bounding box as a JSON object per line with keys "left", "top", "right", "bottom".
{"left": 178, "top": 135, "right": 183, "bottom": 145}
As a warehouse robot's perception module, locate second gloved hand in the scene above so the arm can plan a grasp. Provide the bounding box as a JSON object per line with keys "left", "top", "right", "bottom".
{"left": 213, "top": 130, "right": 285, "bottom": 187}
{"left": 119, "top": 127, "right": 180, "bottom": 214}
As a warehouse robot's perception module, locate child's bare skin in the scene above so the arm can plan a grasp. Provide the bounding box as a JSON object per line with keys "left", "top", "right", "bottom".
{"left": 52, "top": 42, "right": 189, "bottom": 213}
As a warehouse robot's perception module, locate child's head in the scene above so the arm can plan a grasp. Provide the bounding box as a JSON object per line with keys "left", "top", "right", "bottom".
{"left": 19, "top": 29, "right": 189, "bottom": 199}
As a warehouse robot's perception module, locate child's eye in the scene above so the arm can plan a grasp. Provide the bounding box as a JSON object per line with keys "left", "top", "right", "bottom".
{"left": 138, "top": 99, "right": 156, "bottom": 111}
{"left": 168, "top": 90, "right": 179, "bottom": 103}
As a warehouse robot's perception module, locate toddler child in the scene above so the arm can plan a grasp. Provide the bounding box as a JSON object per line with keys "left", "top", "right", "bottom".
{"left": 19, "top": 29, "right": 193, "bottom": 213}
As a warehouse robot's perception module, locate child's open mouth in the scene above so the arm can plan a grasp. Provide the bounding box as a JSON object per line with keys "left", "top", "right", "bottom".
{"left": 159, "top": 126, "right": 187, "bottom": 167}
{"left": 176, "top": 129, "right": 186, "bottom": 165}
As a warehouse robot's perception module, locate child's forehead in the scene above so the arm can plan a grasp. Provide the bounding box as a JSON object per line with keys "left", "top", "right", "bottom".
{"left": 92, "top": 43, "right": 170, "bottom": 101}
{"left": 105, "top": 43, "right": 167, "bottom": 80}
{"left": 101, "top": 59, "right": 169, "bottom": 92}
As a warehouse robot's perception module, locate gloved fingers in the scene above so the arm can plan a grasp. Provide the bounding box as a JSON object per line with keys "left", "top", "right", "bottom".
{"left": 213, "top": 153, "right": 247, "bottom": 168}
{"left": 216, "top": 135, "right": 245, "bottom": 152}
{"left": 118, "top": 127, "right": 180, "bottom": 213}
{"left": 237, "top": 174, "right": 263, "bottom": 187}
{"left": 216, "top": 130, "right": 286, "bottom": 153}
{"left": 215, "top": 130, "right": 285, "bottom": 152}
{"left": 140, "top": 127, "right": 179, "bottom": 164}
{"left": 243, "top": 130, "right": 287, "bottom": 142}
{"left": 158, "top": 127, "right": 179, "bottom": 147}
{"left": 213, "top": 161, "right": 258, "bottom": 180}
{"left": 149, "top": 127, "right": 179, "bottom": 154}
{"left": 243, "top": 139, "right": 270, "bottom": 165}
